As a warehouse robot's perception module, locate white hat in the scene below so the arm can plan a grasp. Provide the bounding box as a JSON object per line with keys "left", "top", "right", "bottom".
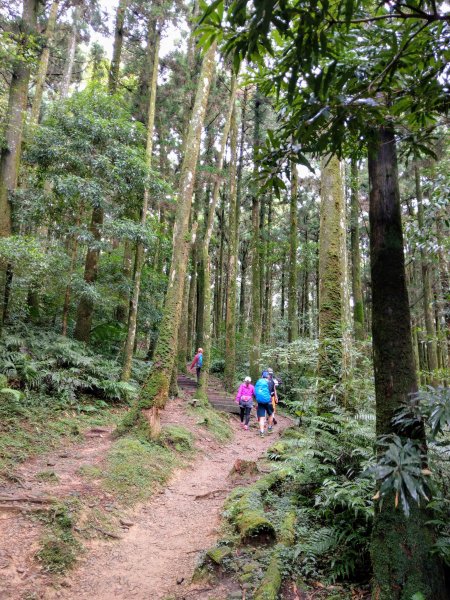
{"left": 244, "top": 376, "right": 251, "bottom": 382}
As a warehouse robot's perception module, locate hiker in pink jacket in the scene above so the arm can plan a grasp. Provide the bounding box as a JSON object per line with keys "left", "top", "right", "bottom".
{"left": 235, "top": 377, "right": 255, "bottom": 430}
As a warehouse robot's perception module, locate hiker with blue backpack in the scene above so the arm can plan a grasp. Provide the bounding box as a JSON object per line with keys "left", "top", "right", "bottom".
{"left": 254, "top": 370, "right": 275, "bottom": 437}
{"left": 189, "top": 348, "right": 203, "bottom": 385}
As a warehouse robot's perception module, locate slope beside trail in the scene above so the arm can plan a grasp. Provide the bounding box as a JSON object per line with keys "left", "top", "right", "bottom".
{"left": 54, "top": 380, "right": 291, "bottom": 600}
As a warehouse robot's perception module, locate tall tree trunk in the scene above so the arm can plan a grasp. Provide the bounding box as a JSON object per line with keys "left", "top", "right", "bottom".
{"left": 224, "top": 102, "right": 239, "bottom": 391}
{"left": 30, "top": 0, "right": 59, "bottom": 124}
{"left": 369, "top": 126, "right": 447, "bottom": 600}
{"left": 121, "top": 42, "right": 217, "bottom": 436}
{"left": 122, "top": 27, "right": 160, "bottom": 381}
{"left": 60, "top": 4, "right": 81, "bottom": 99}
{"left": 115, "top": 239, "right": 133, "bottom": 324}
{"left": 317, "top": 155, "right": 347, "bottom": 411}
{"left": 187, "top": 252, "right": 198, "bottom": 355}
{"left": 74, "top": 206, "right": 104, "bottom": 342}
{"left": 280, "top": 251, "right": 286, "bottom": 320}
{"left": 249, "top": 90, "right": 263, "bottom": 382}
{"left": 302, "top": 221, "right": 310, "bottom": 336}
{"left": 435, "top": 216, "right": 449, "bottom": 367}
{"left": 197, "top": 74, "right": 237, "bottom": 400}
{"left": 350, "top": 158, "right": 365, "bottom": 341}
{"left": 239, "top": 243, "right": 248, "bottom": 331}
{"left": 288, "top": 163, "right": 298, "bottom": 343}
{"left": 259, "top": 196, "right": 266, "bottom": 333}
{"left": 62, "top": 212, "right": 81, "bottom": 335}
{"left": 236, "top": 88, "right": 247, "bottom": 334}
{"left": 108, "top": 0, "right": 127, "bottom": 94}
{"left": 415, "top": 163, "right": 438, "bottom": 385}
{"left": 264, "top": 194, "right": 273, "bottom": 344}
{"left": 0, "top": 0, "right": 40, "bottom": 328}
{"left": 177, "top": 271, "right": 191, "bottom": 371}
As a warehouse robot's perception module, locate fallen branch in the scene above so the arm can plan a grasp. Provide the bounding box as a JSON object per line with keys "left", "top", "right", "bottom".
{"left": 92, "top": 526, "right": 121, "bottom": 540}
{"left": 0, "top": 496, "right": 56, "bottom": 504}
{"left": 0, "top": 504, "right": 52, "bottom": 513}
{"left": 194, "top": 489, "right": 227, "bottom": 500}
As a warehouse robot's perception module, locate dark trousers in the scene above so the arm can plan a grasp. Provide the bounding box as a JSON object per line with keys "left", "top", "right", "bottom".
{"left": 196, "top": 366, "right": 201, "bottom": 384}
{"left": 240, "top": 406, "right": 252, "bottom": 426}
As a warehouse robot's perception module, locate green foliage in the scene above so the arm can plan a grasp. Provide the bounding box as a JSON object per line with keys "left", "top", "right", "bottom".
{"left": 24, "top": 86, "right": 169, "bottom": 218}
{"left": 0, "top": 327, "right": 142, "bottom": 408}
{"left": 373, "top": 387, "right": 450, "bottom": 516}
{"left": 370, "top": 435, "right": 430, "bottom": 516}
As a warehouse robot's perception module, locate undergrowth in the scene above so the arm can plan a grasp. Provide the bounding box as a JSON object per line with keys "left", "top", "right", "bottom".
{"left": 0, "top": 327, "right": 149, "bottom": 476}
{"left": 199, "top": 414, "right": 376, "bottom": 597}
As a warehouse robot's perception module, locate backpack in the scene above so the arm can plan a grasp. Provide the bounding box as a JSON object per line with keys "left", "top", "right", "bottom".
{"left": 198, "top": 353, "right": 203, "bottom": 367}
{"left": 254, "top": 378, "right": 271, "bottom": 404}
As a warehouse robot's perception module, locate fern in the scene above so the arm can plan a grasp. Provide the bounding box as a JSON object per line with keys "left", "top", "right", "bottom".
{"left": 0, "top": 327, "right": 140, "bottom": 413}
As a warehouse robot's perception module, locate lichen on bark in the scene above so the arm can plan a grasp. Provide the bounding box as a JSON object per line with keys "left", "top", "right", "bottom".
{"left": 317, "top": 155, "right": 349, "bottom": 410}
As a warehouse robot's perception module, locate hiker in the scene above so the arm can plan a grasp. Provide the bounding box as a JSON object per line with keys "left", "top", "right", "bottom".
{"left": 189, "top": 348, "right": 203, "bottom": 385}
{"left": 254, "top": 370, "right": 274, "bottom": 437}
{"left": 235, "top": 376, "right": 255, "bottom": 431}
{"left": 267, "top": 367, "right": 279, "bottom": 425}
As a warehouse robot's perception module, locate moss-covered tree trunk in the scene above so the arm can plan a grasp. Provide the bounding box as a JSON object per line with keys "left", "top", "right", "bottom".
{"left": 236, "top": 89, "right": 248, "bottom": 334}
{"left": 108, "top": 0, "right": 127, "bottom": 94}
{"left": 350, "top": 158, "right": 365, "bottom": 341}
{"left": 188, "top": 254, "right": 198, "bottom": 353}
{"left": 435, "top": 217, "right": 449, "bottom": 369}
{"left": 260, "top": 197, "right": 267, "bottom": 336}
{"left": 177, "top": 270, "right": 191, "bottom": 371}
{"left": 301, "top": 218, "right": 310, "bottom": 337}
{"left": 415, "top": 163, "right": 438, "bottom": 385}
{"left": 122, "top": 42, "right": 217, "bottom": 435}
{"left": 74, "top": 206, "right": 104, "bottom": 341}
{"left": 60, "top": 4, "right": 81, "bottom": 99}
{"left": 30, "top": 0, "right": 59, "bottom": 124}
{"left": 280, "top": 251, "right": 286, "bottom": 320}
{"left": 317, "top": 155, "right": 347, "bottom": 410}
{"left": 197, "top": 74, "right": 237, "bottom": 400}
{"left": 239, "top": 242, "right": 249, "bottom": 331}
{"left": 288, "top": 163, "right": 298, "bottom": 343}
{"left": 249, "top": 90, "right": 263, "bottom": 382}
{"left": 115, "top": 239, "right": 133, "bottom": 324}
{"left": 263, "top": 194, "right": 273, "bottom": 344}
{"left": 121, "top": 27, "right": 160, "bottom": 381}
{"left": 369, "top": 126, "right": 447, "bottom": 600}
{"left": 62, "top": 212, "right": 81, "bottom": 336}
{"left": 224, "top": 103, "right": 239, "bottom": 391}
{"left": 0, "top": 0, "right": 41, "bottom": 328}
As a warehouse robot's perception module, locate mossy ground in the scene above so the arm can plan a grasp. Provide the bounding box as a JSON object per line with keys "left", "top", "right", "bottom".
{"left": 188, "top": 404, "right": 232, "bottom": 442}
{"left": 34, "top": 500, "right": 82, "bottom": 574}
{"left": 0, "top": 406, "right": 124, "bottom": 479}
{"left": 102, "top": 435, "right": 179, "bottom": 506}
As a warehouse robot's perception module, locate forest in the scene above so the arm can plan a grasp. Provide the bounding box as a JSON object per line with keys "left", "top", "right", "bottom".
{"left": 0, "top": 0, "right": 449, "bottom": 599}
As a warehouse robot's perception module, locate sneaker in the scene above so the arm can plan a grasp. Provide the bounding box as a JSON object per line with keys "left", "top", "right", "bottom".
{"left": 244, "top": 425, "right": 249, "bottom": 431}
{"left": 267, "top": 426, "right": 273, "bottom": 434}
{"left": 259, "top": 431, "right": 265, "bottom": 437}
{"left": 240, "top": 422, "right": 245, "bottom": 428}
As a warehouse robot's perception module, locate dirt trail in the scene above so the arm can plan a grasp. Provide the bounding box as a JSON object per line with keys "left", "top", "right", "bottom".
{"left": 0, "top": 372, "right": 291, "bottom": 600}
{"left": 56, "top": 412, "right": 291, "bottom": 600}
